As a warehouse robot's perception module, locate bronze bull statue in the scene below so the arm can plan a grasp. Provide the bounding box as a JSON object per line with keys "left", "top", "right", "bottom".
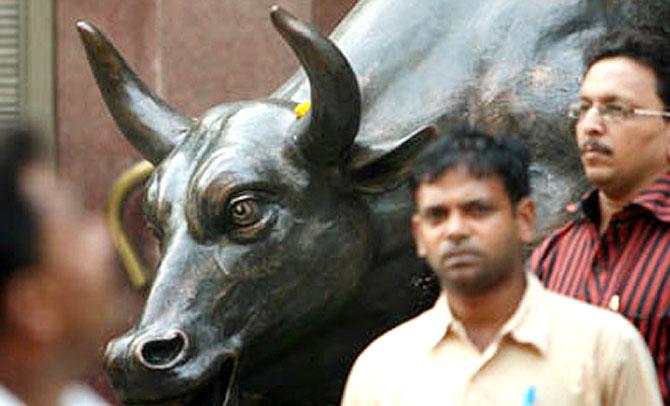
{"left": 77, "top": 0, "right": 669, "bottom": 404}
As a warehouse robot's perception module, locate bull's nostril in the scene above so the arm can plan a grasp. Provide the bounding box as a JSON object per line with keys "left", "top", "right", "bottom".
{"left": 134, "top": 330, "right": 189, "bottom": 370}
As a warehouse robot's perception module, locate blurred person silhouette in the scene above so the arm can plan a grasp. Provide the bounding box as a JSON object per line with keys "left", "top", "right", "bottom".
{"left": 0, "top": 125, "right": 124, "bottom": 406}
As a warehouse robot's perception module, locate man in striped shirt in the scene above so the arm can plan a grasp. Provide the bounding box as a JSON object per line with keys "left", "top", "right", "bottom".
{"left": 530, "top": 28, "right": 670, "bottom": 403}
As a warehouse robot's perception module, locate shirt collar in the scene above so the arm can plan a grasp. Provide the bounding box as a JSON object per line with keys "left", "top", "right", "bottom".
{"left": 502, "top": 273, "right": 549, "bottom": 354}
{"left": 573, "top": 171, "right": 670, "bottom": 224}
{"left": 426, "top": 293, "right": 453, "bottom": 349}
{"left": 428, "top": 272, "right": 549, "bottom": 355}
{"left": 633, "top": 171, "right": 670, "bottom": 223}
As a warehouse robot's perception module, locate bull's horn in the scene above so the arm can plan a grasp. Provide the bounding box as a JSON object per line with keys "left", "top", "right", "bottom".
{"left": 76, "top": 21, "right": 193, "bottom": 164}
{"left": 270, "top": 6, "right": 361, "bottom": 167}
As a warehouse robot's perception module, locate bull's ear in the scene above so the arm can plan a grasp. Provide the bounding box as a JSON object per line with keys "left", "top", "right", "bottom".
{"left": 349, "top": 126, "right": 438, "bottom": 193}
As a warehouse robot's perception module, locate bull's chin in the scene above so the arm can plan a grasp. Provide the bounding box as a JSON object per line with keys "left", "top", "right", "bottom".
{"left": 135, "top": 356, "right": 238, "bottom": 406}
{"left": 183, "top": 356, "right": 238, "bottom": 406}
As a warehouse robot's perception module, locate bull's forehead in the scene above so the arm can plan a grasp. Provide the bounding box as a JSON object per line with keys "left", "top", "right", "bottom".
{"left": 192, "top": 100, "right": 307, "bottom": 190}
{"left": 198, "top": 100, "right": 298, "bottom": 147}
{"left": 157, "top": 101, "right": 299, "bottom": 180}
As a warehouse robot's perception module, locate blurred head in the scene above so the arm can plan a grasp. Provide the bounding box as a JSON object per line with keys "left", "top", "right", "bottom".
{"left": 575, "top": 28, "right": 670, "bottom": 197}
{"left": 0, "top": 125, "right": 123, "bottom": 376}
{"left": 410, "top": 126, "right": 534, "bottom": 295}
{"left": 21, "top": 167, "right": 120, "bottom": 366}
{"left": 0, "top": 126, "right": 39, "bottom": 289}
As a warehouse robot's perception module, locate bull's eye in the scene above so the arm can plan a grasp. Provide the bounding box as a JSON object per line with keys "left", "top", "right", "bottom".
{"left": 192, "top": 187, "right": 277, "bottom": 243}
{"left": 228, "top": 195, "right": 261, "bottom": 227}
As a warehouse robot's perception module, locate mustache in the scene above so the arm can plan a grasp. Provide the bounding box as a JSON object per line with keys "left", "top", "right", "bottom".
{"left": 580, "top": 139, "right": 612, "bottom": 156}
{"left": 438, "top": 242, "right": 481, "bottom": 259}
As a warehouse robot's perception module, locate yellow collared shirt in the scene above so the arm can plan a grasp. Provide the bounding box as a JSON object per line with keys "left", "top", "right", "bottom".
{"left": 341, "top": 273, "right": 661, "bottom": 406}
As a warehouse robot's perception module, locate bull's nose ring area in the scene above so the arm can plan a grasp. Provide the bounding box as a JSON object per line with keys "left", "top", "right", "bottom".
{"left": 133, "top": 330, "right": 190, "bottom": 370}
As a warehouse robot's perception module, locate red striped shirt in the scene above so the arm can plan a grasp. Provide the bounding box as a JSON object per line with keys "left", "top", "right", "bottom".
{"left": 530, "top": 172, "right": 670, "bottom": 404}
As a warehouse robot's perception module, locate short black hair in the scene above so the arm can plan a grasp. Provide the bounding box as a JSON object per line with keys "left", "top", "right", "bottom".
{"left": 584, "top": 27, "right": 670, "bottom": 110}
{"left": 410, "top": 125, "right": 531, "bottom": 205}
{"left": 0, "top": 125, "right": 39, "bottom": 288}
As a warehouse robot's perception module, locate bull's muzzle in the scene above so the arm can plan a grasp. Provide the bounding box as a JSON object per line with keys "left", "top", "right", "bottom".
{"left": 105, "top": 329, "right": 190, "bottom": 372}
{"left": 104, "top": 329, "right": 240, "bottom": 405}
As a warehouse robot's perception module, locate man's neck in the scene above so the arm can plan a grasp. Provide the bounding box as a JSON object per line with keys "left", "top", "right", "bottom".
{"left": 446, "top": 270, "right": 526, "bottom": 353}
{"left": 597, "top": 169, "right": 666, "bottom": 233}
{"left": 598, "top": 192, "right": 631, "bottom": 234}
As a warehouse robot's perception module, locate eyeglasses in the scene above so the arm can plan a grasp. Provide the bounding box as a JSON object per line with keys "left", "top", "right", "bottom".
{"left": 567, "top": 101, "right": 670, "bottom": 122}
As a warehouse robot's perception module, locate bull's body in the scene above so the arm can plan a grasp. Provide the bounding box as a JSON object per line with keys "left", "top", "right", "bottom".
{"left": 281, "top": 0, "right": 597, "bottom": 225}
{"left": 78, "top": 0, "right": 668, "bottom": 404}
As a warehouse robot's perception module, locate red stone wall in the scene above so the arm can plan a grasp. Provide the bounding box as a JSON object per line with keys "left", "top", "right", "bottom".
{"left": 313, "top": 0, "right": 358, "bottom": 34}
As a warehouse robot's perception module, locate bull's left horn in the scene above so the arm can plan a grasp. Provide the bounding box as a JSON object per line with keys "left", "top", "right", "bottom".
{"left": 270, "top": 6, "right": 361, "bottom": 167}
{"left": 77, "top": 21, "right": 193, "bottom": 165}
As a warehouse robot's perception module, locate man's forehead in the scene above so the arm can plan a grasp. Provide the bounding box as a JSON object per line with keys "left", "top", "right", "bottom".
{"left": 581, "top": 57, "right": 659, "bottom": 99}
{"left": 416, "top": 167, "right": 507, "bottom": 202}
{"left": 424, "top": 165, "right": 504, "bottom": 185}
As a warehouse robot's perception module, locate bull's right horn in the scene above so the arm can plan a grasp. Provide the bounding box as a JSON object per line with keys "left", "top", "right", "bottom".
{"left": 77, "top": 21, "right": 193, "bottom": 164}
{"left": 270, "top": 6, "right": 361, "bottom": 168}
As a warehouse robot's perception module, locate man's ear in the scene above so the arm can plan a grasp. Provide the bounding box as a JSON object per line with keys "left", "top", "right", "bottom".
{"left": 514, "top": 197, "right": 535, "bottom": 244}
{"left": 661, "top": 119, "right": 670, "bottom": 163}
{"left": 411, "top": 213, "right": 427, "bottom": 257}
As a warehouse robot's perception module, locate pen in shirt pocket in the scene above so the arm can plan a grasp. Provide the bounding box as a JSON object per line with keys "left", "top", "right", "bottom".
{"left": 523, "top": 385, "right": 536, "bottom": 406}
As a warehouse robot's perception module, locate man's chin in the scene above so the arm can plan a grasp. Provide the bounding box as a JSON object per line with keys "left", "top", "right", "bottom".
{"left": 438, "top": 266, "right": 482, "bottom": 291}
{"left": 438, "top": 265, "right": 511, "bottom": 296}
{"left": 583, "top": 165, "right": 615, "bottom": 186}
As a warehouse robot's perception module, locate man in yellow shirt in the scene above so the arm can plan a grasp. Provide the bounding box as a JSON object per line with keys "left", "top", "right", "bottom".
{"left": 341, "top": 126, "right": 661, "bottom": 405}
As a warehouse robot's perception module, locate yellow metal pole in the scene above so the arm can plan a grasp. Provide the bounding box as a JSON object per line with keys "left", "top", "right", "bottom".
{"left": 106, "top": 160, "right": 154, "bottom": 288}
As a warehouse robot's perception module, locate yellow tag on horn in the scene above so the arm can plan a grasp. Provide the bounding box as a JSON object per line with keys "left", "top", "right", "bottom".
{"left": 294, "top": 101, "right": 311, "bottom": 118}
